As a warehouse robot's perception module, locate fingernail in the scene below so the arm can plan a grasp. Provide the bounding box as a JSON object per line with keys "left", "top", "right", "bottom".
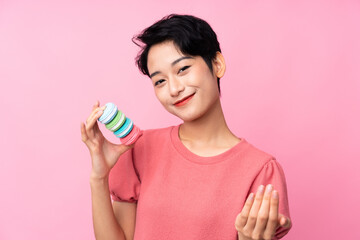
{"left": 258, "top": 185, "right": 265, "bottom": 193}
{"left": 248, "top": 193, "right": 254, "bottom": 201}
{"left": 272, "top": 190, "right": 278, "bottom": 198}
{"left": 266, "top": 184, "right": 273, "bottom": 194}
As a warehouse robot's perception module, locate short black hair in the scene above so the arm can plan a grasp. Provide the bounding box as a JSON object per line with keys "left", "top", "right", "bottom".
{"left": 132, "top": 14, "right": 222, "bottom": 93}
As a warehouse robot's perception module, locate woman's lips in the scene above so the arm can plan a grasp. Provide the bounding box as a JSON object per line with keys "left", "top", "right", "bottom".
{"left": 174, "top": 93, "right": 195, "bottom": 107}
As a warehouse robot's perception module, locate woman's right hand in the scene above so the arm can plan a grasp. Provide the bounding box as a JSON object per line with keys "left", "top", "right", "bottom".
{"left": 81, "top": 101, "right": 133, "bottom": 180}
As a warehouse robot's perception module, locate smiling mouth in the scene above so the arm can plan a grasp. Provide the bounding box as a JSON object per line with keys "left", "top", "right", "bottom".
{"left": 174, "top": 93, "right": 195, "bottom": 107}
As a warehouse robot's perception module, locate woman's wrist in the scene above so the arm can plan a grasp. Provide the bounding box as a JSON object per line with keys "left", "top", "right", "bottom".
{"left": 90, "top": 172, "right": 109, "bottom": 184}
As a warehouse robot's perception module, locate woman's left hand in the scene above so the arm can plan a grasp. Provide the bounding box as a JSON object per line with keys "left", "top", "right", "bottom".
{"left": 235, "top": 184, "right": 291, "bottom": 240}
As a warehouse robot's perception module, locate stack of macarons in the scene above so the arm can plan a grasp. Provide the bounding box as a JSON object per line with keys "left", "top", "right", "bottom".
{"left": 98, "top": 102, "right": 142, "bottom": 145}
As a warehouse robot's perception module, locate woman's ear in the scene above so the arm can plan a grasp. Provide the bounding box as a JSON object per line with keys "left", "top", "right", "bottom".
{"left": 212, "top": 51, "right": 226, "bottom": 78}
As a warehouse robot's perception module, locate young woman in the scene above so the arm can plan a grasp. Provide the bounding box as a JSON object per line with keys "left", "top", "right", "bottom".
{"left": 81, "top": 14, "right": 292, "bottom": 240}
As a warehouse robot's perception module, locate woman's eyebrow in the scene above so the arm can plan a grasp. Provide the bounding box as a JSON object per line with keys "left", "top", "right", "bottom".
{"left": 150, "top": 56, "right": 194, "bottom": 78}
{"left": 171, "top": 56, "right": 194, "bottom": 66}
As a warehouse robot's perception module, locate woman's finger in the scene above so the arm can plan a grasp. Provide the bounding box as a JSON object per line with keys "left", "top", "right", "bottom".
{"left": 252, "top": 184, "right": 273, "bottom": 236}
{"left": 92, "top": 100, "right": 100, "bottom": 111}
{"left": 278, "top": 214, "right": 291, "bottom": 228}
{"left": 86, "top": 105, "right": 105, "bottom": 128}
{"left": 86, "top": 110, "right": 104, "bottom": 138}
{"left": 86, "top": 105, "right": 104, "bottom": 125}
{"left": 243, "top": 185, "right": 265, "bottom": 232}
{"left": 85, "top": 102, "right": 100, "bottom": 126}
{"left": 235, "top": 192, "right": 254, "bottom": 231}
{"left": 263, "top": 190, "right": 279, "bottom": 239}
{"left": 93, "top": 116, "right": 101, "bottom": 134}
{"left": 80, "top": 122, "right": 89, "bottom": 143}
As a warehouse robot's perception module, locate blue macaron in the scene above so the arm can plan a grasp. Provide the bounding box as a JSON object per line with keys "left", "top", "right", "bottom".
{"left": 114, "top": 117, "right": 133, "bottom": 138}
{"left": 98, "top": 102, "right": 118, "bottom": 124}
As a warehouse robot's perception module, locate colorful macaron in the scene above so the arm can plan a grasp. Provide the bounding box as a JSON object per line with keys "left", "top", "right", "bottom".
{"left": 98, "top": 102, "right": 142, "bottom": 145}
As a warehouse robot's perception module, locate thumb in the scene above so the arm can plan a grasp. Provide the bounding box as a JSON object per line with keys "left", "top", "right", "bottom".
{"left": 116, "top": 142, "right": 134, "bottom": 154}
{"left": 278, "top": 214, "right": 291, "bottom": 229}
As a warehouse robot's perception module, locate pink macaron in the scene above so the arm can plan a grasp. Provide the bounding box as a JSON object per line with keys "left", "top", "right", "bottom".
{"left": 119, "top": 124, "right": 142, "bottom": 145}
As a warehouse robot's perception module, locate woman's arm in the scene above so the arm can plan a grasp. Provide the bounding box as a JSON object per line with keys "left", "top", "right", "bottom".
{"left": 113, "top": 200, "right": 137, "bottom": 240}
{"left": 90, "top": 176, "right": 127, "bottom": 240}
{"left": 81, "top": 101, "right": 140, "bottom": 240}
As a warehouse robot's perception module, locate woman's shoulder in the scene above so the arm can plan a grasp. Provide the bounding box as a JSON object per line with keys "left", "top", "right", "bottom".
{"left": 240, "top": 139, "right": 277, "bottom": 166}
{"left": 143, "top": 125, "right": 174, "bottom": 134}
{"left": 142, "top": 125, "right": 175, "bottom": 138}
{"left": 133, "top": 125, "right": 176, "bottom": 146}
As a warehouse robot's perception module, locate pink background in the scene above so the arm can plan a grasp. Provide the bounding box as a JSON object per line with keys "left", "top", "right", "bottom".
{"left": 1, "top": 0, "right": 359, "bottom": 239}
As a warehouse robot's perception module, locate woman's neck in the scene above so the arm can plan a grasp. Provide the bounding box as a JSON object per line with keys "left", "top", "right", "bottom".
{"left": 178, "top": 99, "right": 240, "bottom": 156}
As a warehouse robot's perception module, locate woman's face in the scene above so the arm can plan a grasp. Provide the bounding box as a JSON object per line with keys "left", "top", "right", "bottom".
{"left": 147, "top": 41, "right": 223, "bottom": 122}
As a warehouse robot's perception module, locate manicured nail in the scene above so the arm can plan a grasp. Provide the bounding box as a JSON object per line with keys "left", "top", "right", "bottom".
{"left": 266, "top": 184, "right": 273, "bottom": 194}
{"left": 248, "top": 193, "right": 254, "bottom": 201}
{"left": 258, "top": 185, "right": 265, "bottom": 193}
{"left": 272, "top": 190, "right": 278, "bottom": 198}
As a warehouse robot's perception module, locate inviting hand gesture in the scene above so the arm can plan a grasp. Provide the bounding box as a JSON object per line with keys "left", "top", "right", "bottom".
{"left": 235, "top": 184, "right": 291, "bottom": 240}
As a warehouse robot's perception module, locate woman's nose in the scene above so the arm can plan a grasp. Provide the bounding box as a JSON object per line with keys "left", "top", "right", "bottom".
{"left": 168, "top": 76, "right": 185, "bottom": 97}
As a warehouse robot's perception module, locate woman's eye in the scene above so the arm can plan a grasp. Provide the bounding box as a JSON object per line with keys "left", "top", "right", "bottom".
{"left": 154, "top": 79, "right": 165, "bottom": 86}
{"left": 178, "top": 66, "right": 190, "bottom": 74}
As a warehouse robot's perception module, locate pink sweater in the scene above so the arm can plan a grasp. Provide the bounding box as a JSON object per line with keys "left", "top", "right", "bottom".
{"left": 109, "top": 125, "right": 291, "bottom": 239}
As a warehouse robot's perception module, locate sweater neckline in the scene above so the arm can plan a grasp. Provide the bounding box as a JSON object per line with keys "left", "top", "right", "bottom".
{"left": 170, "top": 124, "right": 248, "bottom": 165}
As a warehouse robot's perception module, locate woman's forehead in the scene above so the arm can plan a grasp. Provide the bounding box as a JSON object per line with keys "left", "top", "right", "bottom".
{"left": 147, "top": 41, "right": 193, "bottom": 69}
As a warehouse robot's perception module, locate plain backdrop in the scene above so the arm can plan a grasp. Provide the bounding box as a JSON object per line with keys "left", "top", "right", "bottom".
{"left": 1, "top": 0, "right": 359, "bottom": 239}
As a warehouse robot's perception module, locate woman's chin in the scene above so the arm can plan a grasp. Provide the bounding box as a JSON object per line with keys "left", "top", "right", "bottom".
{"left": 173, "top": 111, "right": 205, "bottom": 123}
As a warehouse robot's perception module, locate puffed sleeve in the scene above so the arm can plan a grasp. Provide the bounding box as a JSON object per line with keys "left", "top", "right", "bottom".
{"left": 249, "top": 158, "right": 292, "bottom": 239}
{"left": 108, "top": 148, "right": 141, "bottom": 203}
